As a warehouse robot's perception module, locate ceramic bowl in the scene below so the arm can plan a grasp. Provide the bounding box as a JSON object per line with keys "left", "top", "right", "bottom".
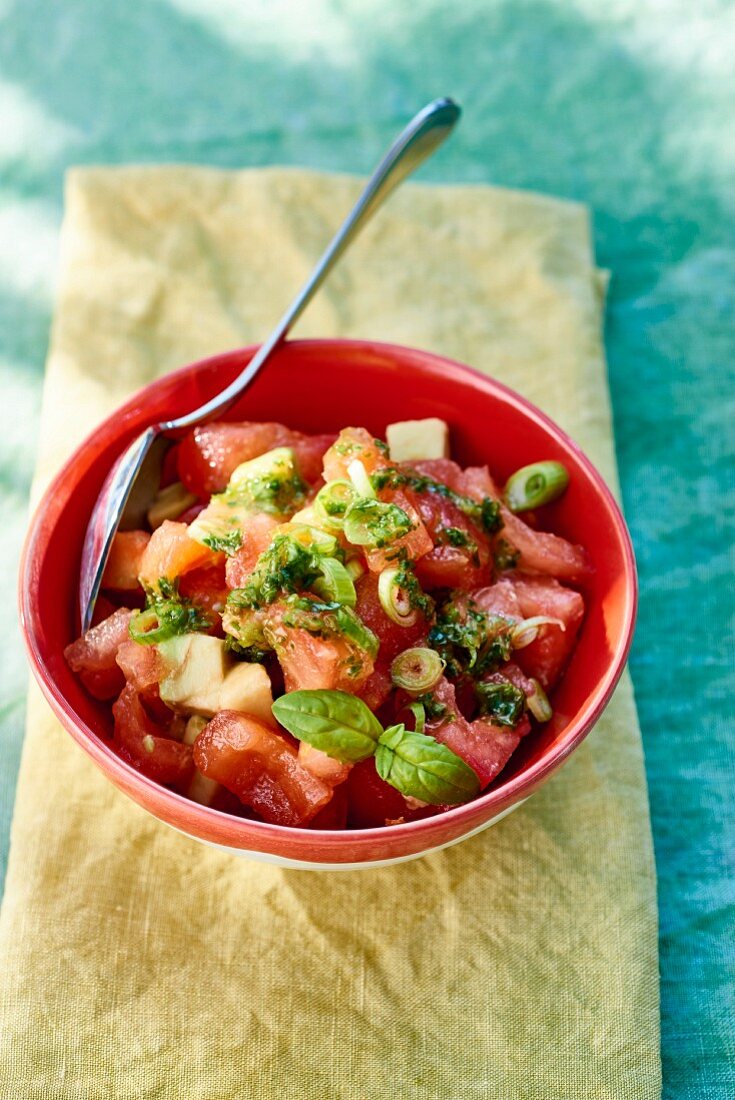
{"left": 19, "top": 339, "right": 636, "bottom": 869}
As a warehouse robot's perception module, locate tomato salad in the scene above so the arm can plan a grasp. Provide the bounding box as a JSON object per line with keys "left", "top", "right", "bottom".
{"left": 65, "top": 418, "right": 590, "bottom": 830}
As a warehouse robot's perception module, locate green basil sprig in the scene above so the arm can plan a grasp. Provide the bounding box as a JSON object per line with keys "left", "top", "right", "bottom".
{"left": 272, "top": 689, "right": 480, "bottom": 806}
{"left": 272, "top": 689, "right": 382, "bottom": 763}
{"left": 375, "top": 724, "right": 480, "bottom": 806}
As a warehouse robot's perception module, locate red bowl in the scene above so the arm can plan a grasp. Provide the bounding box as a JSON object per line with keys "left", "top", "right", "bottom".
{"left": 19, "top": 339, "right": 636, "bottom": 869}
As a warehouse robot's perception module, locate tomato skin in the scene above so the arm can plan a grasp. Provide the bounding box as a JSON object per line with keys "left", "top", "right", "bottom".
{"left": 193, "top": 711, "right": 332, "bottom": 826}
{"left": 112, "top": 684, "right": 193, "bottom": 787}
{"left": 102, "top": 530, "right": 150, "bottom": 591}
{"left": 178, "top": 422, "right": 334, "bottom": 496}
{"left": 224, "top": 513, "right": 281, "bottom": 588}
{"left": 64, "top": 608, "right": 134, "bottom": 673}
{"left": 138, "top": 521, "right": 222, "bottom": 588}
{"left": 345, "top": 758, "right": 444, "bottom": 827}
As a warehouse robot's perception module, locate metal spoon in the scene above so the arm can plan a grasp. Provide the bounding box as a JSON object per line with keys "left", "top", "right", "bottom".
{"left": 79, "top": 97, "right": 461, "bottom": 631}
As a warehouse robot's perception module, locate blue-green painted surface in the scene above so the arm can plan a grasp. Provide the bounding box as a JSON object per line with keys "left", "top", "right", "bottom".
{"left": 0, "top": 2, "right": 732, "bottom": 1094}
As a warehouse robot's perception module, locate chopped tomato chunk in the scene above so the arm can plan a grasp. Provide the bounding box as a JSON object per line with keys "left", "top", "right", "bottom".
{"left": 178, "top": 563, "right": 229, "bottom": 623}
{"left": 79, "top": 666, "right": 125, "bottom": 701}
{"left": 354, "top": 572, "right": 426, "bottom": 661}
{"left": 224, "top": 513, "right": 281, "bottom": 588}
{"left": 178, "top": 421, "right": 333, "bottom": 496}
{"left": 138, "top": 521, "right": 222, "bottom": 588}
{"left": 193, "top": 711, "right": 332, "bottom": 826}
{"left": 102, "top": 530, "right": 150, "bottom": 591}
{"left": 322, "top": 427, "right": 387, "bottom": 483}
{"left": 116, "top": 639, "right": 166, "bottom": 692}
{"left": 427, "top": 679, "right": 523, "bottom": 789}
{"left": 112, "top": 684, "right": 193, "bottom": 787}
{"left": 363, "top": 490, "right": 433, "bottom": 572}
{"left": 64, "top": 608, "right": 133, "bottom": 673}
{"left": 297, "top": 742, "right": 351, "bottom": 787}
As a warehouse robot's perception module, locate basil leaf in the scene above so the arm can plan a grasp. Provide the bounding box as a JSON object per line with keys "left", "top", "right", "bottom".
{"left": 375, "top": 724, "right": 480, "bottom": 806}
{"left": 272, "top": 689, "right": 383, "bottom": 764}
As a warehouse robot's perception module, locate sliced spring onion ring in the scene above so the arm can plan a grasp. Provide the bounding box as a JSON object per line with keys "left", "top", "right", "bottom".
{"left": 345, "top": 556, "right": 366, "bottom": 582}
{"left": 510, "top": 615, "right": 565, "bottom": 649}
{"left": 347, "top": 459, "right": 376, "bottom": 499}
{"left": 406, "top": 701, "right": 426, "bottom": 734}
{"left": 314, "top": 479, "right": 357, "bottom": 530}
{"left": 527, "top": 679, "right": 553, "bottom": 722}
{"left": 128, "top": 607, "right": 180, "bottom": 645}
{"left": 312, "top": 556, "right": 357, "bottom": 607}
{"left": 504, "top": 460, "right": 570, "bottom": 513}
{"left": 391, "top": 647, "right": 445, "bottom": 693}
{"left": 378, "top": 566, "right": 418, "bottom": 626}
{"left": 284, "top": 523, "right": 338, "bottom": 555}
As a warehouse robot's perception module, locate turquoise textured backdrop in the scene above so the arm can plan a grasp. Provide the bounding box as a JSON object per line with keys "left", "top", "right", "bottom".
{"left": 0, "top": 2, "right": 732, "bottom": 1095}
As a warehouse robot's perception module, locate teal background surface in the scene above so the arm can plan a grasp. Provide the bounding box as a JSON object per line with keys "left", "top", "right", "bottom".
{"left": 1, "top": 1, "right": 732, "bottom": 1094}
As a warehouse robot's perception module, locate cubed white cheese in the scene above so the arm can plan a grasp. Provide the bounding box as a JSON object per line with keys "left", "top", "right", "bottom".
{"left": 219, "top": 662, "right": 274, "bottom": 723}
{"left": 386, "top": 418, "right": 449, "bottom": 462}
{"left": 159, "top": 635, "right": 229, "bottom": 716}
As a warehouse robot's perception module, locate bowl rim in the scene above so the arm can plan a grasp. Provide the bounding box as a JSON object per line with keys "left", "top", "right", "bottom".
{"left": 19, "top": 337, "right": 638, "bottom": 855}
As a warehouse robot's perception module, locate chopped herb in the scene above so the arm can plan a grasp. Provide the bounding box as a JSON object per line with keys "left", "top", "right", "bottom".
{"left": 428, "top": 597, "right": 514, "bottom": 678}
{"left": 130, "top": 578, "right": 211, "bottom": 645}
{"left": 374, "top": 438, "right": 389, "bottom": 455}
{"left": 201, "top": 529, "right": 243, "bottom": 555}
{"left": 224, "top": 635, "right": 270, "bottom": 663}
{"left": 414, "top": 692, "right": 451, "bottom": 723}
{"left": 493, "top": 537, "right": 520, "bottom": 571}
{"left": 438, "top": 525, "right": 480, "bottom": 564}
{"left": 370, "top": 467, "right": 502, "bottom": 534}
{"left": 343, "top": 498, "right": 413, "bottom": 549}
{"left": 228, "top": 534, "right": 325, "bottom": 610}
{"left": 476, "top": 678, "right": 526, "bottom": 727}
{"left": 279, "top": 595, "right": 378, "bottom": 659}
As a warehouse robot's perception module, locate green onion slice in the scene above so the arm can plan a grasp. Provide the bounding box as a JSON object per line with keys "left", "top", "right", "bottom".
{"left": 510, "top": 615, "right": 565, "bottom": 649}
{"left": 406, "top": 701, "right": 426, "bottom": 734}
{"left": 129, "top": 606, "right": 183, "bottom": 645}
{"left": 314, "top": 479, "right": 357, "bottom": 530}
{"left": 391, "top": 647, "right": 446, "bottom": 693}
{"left": 347, "top": 459, "right": 376, "bottom": 500}
{"left": 378, "top": 566, "right": 418, "bottom": 626}
{"left": 345, "top": 556, "right": 366, "bottom": 582}
{"left": 312, "top": 556, "right": 357, "bottom": 607}
{"left": 527, "top": 678, "right": 553, "bottom": 722}
{"left": 503, "top": 461, "right": 570, "bottom": 513}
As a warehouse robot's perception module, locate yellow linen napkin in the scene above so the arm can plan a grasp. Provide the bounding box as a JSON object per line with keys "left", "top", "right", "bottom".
{"left": 2, "top": 167, "right": 660, "bottom": 1099}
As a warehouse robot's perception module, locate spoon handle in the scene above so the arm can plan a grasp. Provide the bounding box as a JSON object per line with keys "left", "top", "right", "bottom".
{"left": 161, "top": 97, "right": 460, "bottom": 432}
